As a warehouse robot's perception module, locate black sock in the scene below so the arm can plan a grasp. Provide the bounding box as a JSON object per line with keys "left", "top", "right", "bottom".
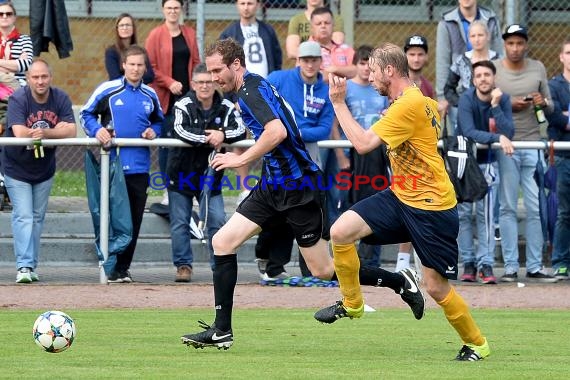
{"left": 213, "top": 254, "right": 238, "bottom": 332}
{"left": 359, "top": 265, "right": 405, "bottom": 293}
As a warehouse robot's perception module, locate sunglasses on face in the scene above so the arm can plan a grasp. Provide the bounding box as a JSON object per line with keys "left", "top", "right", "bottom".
{"left": 0, "top": 12, "right": 14, "bottom": 17}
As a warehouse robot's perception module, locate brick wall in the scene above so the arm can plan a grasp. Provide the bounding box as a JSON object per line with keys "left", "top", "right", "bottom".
{"left": 17, "top": 17, "right": 274, "bottom": 105}
{"left": 17, "top": 17, "right": 566, "bottom": 106}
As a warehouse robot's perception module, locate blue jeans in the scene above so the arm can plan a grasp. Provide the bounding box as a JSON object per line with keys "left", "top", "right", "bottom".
{"left": 497, "top": 149, "right": 544, "bottom": 273}
{"left": 4, "top": 175, "right": 54, "bottom": 270}
{"left": 552, "top": 156, "right": 570, "bottom": 270}
{"left": 169, "top": 188, "right": 225, "bottom": 270}
{"left": 457, "top": 162, "right": 498, "bottom": 269}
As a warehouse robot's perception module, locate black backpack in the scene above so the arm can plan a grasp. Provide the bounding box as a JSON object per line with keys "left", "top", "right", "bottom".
{"left": 440, "top": 126, "right": 488, "bottom": 203}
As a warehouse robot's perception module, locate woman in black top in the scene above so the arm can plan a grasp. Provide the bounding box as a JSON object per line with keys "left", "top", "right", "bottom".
{"left": 104, "top": 13, "right": 154, "bottom": 84}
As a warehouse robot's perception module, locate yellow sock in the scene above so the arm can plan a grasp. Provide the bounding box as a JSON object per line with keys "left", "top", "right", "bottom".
{"left": 332, "top": 242, "right": 362, "bottom": 309}
{"left": 437, "top": 286, "right": 485, "bottom": 346}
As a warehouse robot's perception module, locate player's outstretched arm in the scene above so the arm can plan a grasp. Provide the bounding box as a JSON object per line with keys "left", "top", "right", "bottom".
{"left": 329, "top": 73, "right": 382, "bottom": 154}
{"left": 211, "top": 119, "right": 286, "bottom": 171}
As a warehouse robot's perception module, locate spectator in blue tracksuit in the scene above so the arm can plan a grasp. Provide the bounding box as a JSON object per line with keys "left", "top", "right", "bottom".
{"left": 81, "top": 45, "right": 163, "bottom": 283}
{"left": 546, "top": 38, "right": 570, "bottom": 280}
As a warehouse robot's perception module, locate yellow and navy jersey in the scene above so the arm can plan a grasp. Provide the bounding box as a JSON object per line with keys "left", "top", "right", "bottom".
{"left": 238, "top": 71, "right": 319, "bottom": 184}
{"left": 371, "top": 86, "right": 456, "bottom": 210}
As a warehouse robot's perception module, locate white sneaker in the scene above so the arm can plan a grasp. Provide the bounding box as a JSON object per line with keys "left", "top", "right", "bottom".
{"left": 235, "top": 190, "right": 250, "bottom": 206}
{"left": 16, "top": 268, "right": 32, "bottom": 283}
{"left": 261, "top": 272, "right": 290, "bottom": 281}
{"left": 30, "top": 271, "right": 39, "bottom": 282}
{"left": 160, "top": 192, "right": 169, "bottom": 206}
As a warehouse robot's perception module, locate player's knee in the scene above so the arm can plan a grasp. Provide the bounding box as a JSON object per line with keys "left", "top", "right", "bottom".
{"left": 422, "top": 276, "right": 449, "bottom": 302}
{"left": 308, "top": 264, "right": 334, "bottom": 280}
{"left": 212, "top": 231, "right": 235, "bottom": 254}
{"left": 330, "top": 222, "right": 353, "bottom": 244}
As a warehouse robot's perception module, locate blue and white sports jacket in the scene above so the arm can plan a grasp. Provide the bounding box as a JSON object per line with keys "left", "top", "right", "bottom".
{"left": 80, "top": 77, "right": 164, "bottom": 174}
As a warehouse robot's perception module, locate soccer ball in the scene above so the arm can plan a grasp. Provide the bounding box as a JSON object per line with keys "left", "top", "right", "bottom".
{"left": 32, "top": 311, "right": 76, "bottom": 353}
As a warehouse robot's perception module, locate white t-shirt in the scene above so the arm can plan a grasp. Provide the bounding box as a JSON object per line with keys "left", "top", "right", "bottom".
{"left": 241, "top": 22, "right": 268, "bottom": 78}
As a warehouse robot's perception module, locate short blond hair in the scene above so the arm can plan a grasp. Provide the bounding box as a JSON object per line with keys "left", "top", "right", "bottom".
{"left": 370, "top": 42, "right": 408, "bottom": 77}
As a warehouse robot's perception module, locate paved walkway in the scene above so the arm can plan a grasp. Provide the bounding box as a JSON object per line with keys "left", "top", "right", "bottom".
{"left": 1, "top": 262, "right": 562, "bottom": 286}
{"left": 0, "top": 263, "right": 274, "bottom": 285}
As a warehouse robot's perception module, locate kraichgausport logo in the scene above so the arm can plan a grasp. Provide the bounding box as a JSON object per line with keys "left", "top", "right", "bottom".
{"left": 148, "top": 172, "right": 422, "bottom": 192}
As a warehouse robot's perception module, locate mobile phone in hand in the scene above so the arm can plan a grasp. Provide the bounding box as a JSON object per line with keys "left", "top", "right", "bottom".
{"left": 523, "top": 95, "right": 533, "bottom": 101}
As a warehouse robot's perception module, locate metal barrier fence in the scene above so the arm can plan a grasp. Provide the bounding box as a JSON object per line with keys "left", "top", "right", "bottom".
{"left": 1, "top": 136, "right": 570, "bottom": 282}
{"left": 7, "top": 0, "right": 570, "bottom": 173}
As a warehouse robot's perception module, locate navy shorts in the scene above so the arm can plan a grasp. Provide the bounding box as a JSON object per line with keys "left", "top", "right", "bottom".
{"left": 237, "top": 172, "right": 329, "bottom": 247}
{"left": 351, "top": 189, "right": 459, "bottom": 279}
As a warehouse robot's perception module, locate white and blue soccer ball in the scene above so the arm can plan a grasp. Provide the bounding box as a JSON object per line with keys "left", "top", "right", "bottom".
{"left": 32, "top": 310, "right": 76, "bottom": 353}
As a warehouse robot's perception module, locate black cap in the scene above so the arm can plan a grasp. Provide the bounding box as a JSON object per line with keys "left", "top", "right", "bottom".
{"left": 502, "top": 24, "right": 528, "bottom": 41}
{"left": 404, "top": 35, "right": 428, "bottom": 53}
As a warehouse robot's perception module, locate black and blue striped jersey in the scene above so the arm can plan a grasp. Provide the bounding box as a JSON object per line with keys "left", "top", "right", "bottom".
{"left": 237, "top": 71, "right": 319, "bottom": 184}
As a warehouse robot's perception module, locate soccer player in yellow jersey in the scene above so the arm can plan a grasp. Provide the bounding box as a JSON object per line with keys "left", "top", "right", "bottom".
{"left": 315, "top": 42, "right": 490, "bottom": 361}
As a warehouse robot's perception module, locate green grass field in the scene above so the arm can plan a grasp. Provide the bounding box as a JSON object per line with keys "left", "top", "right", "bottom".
{"left": 1, "top": 308, "right": 568, "bottom": 379}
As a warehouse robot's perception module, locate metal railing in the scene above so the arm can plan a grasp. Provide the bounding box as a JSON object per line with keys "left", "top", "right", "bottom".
{"left": 2, "top": 136, "right": 569, "bottom": 283}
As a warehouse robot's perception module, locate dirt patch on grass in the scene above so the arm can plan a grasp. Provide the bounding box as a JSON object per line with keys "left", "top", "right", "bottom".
{"left": 1, "top": 283, "right": 568, "bottom": 310}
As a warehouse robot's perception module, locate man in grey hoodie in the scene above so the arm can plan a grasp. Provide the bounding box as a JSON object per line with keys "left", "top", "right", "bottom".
{"left": 436, "top": 0, "right": 501, "bottom": 126}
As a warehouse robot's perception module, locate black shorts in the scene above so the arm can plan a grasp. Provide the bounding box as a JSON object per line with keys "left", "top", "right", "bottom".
{"left": 237, "top": 172, "right": 329, "bottom": 247}
{"left": 351, "top": 189, "right": 459, "bottom": 279}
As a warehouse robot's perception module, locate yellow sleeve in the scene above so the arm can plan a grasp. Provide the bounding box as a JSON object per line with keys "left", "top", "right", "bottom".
{"left": 371, "top": 97, "right": 417, "bottom": 149}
